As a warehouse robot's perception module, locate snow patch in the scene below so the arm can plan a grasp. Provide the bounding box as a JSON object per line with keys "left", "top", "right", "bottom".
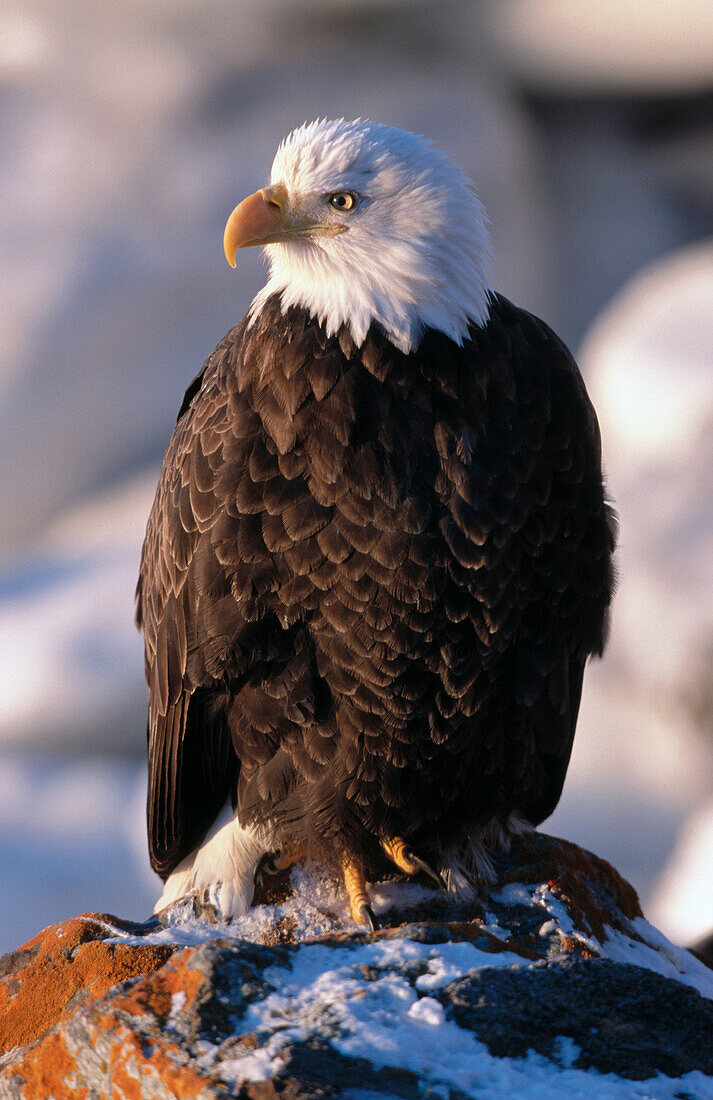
{"left": 407, "top": 997, "right": 445, "bottom": 1026}
{"left": 598, "top": 918, "right": 713, "bottom": 1003}
{"left": 110, "top": 860, "right": 468, "bottom": 950}
{"left": 216, "top": 936, "right": 713, "bottom": 1097}
{"left": 414, "top": 940, "right": 525, "bottom": 993}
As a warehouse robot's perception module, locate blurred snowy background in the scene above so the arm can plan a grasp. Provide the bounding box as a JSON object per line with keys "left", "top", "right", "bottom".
{"left": 1, "top": 0, "right": 712, "bottom": 953}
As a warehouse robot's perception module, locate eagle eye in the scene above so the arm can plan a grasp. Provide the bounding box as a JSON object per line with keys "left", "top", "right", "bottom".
{"left": 328, "top": 191, "right": 357, "bottom": 212}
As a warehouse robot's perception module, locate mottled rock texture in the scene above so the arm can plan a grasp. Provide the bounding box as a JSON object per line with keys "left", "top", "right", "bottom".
{"left": 1, "top": 834, "right": 711, "bottom": 1099}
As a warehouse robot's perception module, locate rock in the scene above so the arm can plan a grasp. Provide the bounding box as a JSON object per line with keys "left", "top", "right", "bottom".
{"left": 1, "top": 833, "right": 712, "bottom": 1099}
{"left": 0, "top": 914, "right": 175, "bottom": 1055}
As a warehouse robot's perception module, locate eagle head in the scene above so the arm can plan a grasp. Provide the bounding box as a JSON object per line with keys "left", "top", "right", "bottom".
{"left": 224, "top": 118, "right": 491, "bottom": 354}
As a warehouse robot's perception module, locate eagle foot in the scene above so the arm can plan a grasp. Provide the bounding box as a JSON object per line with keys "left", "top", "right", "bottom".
{"left": 254, "top": 843, "right": 307, "bottom": 883}
{"left": 381, "top": 836, "right": 447, "bottom": 891}
{"left": 342, "top": 855, "right": 377, "bottom": 930}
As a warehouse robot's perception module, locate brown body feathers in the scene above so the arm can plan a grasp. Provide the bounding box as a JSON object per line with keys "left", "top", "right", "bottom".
{"left": 137, "top": 294, "right": 616, "bottom": 881}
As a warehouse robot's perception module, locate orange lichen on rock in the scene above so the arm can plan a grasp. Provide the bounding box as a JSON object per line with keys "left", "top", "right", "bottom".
{"left": 101, "top": 1022, "right": 211, "bottom": 1100}
{"left": 1, "top": 834, "right": 705, "bottom": 1100}
{"left": 108, "top": 945, "right": 208, "bottom": 1024}
{"left": 5, "top": 1012, "right": 215, "bottom": 1100}
{"left": 504, "top": 832, "right": 643, "bottom": 941}
{"left": 2, "top": 934, "right": 216, "bottom": 1100}
{"left": 6, "top": 1031, "right": 90, "bottom": 1100}
{"left": 0, "top": 914, "right": 175, "bottom": 1054}
{"left": 560, "top": 935, "right": 598, "bottom": 957}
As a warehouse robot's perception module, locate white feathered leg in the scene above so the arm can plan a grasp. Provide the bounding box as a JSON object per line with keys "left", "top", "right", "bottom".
{"left": 154, "top": 802, "right": 277, "bottom": 919}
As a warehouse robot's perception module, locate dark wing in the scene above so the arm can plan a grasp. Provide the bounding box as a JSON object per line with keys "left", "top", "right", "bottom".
{"left": 482, "top": 296, "right": 616, "bottom": 825}
{"left": 137, "top": 305, "right": 373, "bottom": 875}
{"left": 137, "top": 328, "right": 265, "bottom": 878}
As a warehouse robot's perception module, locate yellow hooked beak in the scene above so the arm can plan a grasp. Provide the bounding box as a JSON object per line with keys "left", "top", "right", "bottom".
{"left": 223, "top": 183, "right": 344, "bottom": 267}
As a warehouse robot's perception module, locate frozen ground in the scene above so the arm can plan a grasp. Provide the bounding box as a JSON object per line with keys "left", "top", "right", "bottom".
{"left": 89, "top": 861, "right": 713, "bottom": 1098}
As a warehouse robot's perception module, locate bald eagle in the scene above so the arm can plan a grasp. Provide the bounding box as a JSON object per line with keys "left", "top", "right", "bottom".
{"left": 137, "top": 119, "right": 615, "bottom": 928}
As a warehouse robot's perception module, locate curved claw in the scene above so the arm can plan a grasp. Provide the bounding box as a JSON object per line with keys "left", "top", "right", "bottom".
{"left": 404, "top": 848, "right": 448, "bottom": 892}
{"left": 254, "top": 851, "right": 280, "bottom": 884}
{"left": 381, "top": 836, "right": 447, "bottom": 891}
{"left": 357, "top": 903, "right": 379, "bottom": 933}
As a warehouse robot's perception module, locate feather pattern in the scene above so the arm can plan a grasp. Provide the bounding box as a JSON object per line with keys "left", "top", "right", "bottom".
{"left": 138, "top": 293, "right": 615, "bottom": 884}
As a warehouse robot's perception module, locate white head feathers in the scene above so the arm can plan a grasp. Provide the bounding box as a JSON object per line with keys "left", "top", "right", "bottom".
{"left": 249, "top": 118, "right": 492, "bottom": 354}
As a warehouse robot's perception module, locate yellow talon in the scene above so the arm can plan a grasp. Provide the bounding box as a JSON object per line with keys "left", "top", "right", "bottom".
{"left": 342, "top": 855, "right": 377, "bottom": 931}
{"left": 381, "top": 835, "right": 446, "bottom": 890}
{"left": 270, "top": 843, "right": 307, "bottom": 873}
{"left": 381, "top": 836, "right": 416, "bottom": 874}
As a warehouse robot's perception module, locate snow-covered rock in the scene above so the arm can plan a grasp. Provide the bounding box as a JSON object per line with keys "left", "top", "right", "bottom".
{"left": 1, "top": 833, "right": 712, "bottom": 1098}
{"left": 650, "top": 800, "right": 713, "bottom": 948}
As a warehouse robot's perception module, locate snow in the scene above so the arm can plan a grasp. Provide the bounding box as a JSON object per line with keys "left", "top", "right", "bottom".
{"left": 167, "top": 990, "right": 187, "bottom": 1030}
{"left": 214, "top": 934, "right": 713, "bottom": 1097}
{"left": 56, "top": 843, "right": 713, "bottom": 1095}
{"left": 107, "top": 860, "right": 467, "bottom": 950}
{"left": 406, "top": 996, "right": 445, "bottom": 1025}
{"left": 576, "top": 242, "right": 713, "bottom": 947}
{"left": 487, "top": 0, "right": 713, "bottom": 94}
{"left": 650, "top": 800, "right": 713, "bottom": 945}
{"left": 492, "top": 882, "right": 577, "bottom": 938}
{"left": 582, "top": 243, "right": 713, "bottom": 704}
{"left": 0, "top": 471, "right": 155, "bottom": 751}
{"left": 585, "top": 241, "right": 713, "bottom": 470}
{"left": 104, "top": 857, "right": 713, "bottom": 1012}
{"left": 491, "top": 880, "right": 713, "bottom": 1004}
{"left": 601, "top": 918, "right": 713, "bottom": 1003}
{"left": 414, "top": 941, "right": 526, "bottom": 993}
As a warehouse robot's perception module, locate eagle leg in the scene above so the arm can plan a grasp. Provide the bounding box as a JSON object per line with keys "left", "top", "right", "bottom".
{"left": 381, "top": 836, "right": 447, "bottom": 891}
{"left": 342, "top": 855, "right": 377, "bottom": 931}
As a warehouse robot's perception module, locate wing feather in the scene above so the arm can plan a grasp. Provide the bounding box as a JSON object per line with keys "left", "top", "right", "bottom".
{"left": 139, "top": 330, "right": 252, "bottom": 876}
